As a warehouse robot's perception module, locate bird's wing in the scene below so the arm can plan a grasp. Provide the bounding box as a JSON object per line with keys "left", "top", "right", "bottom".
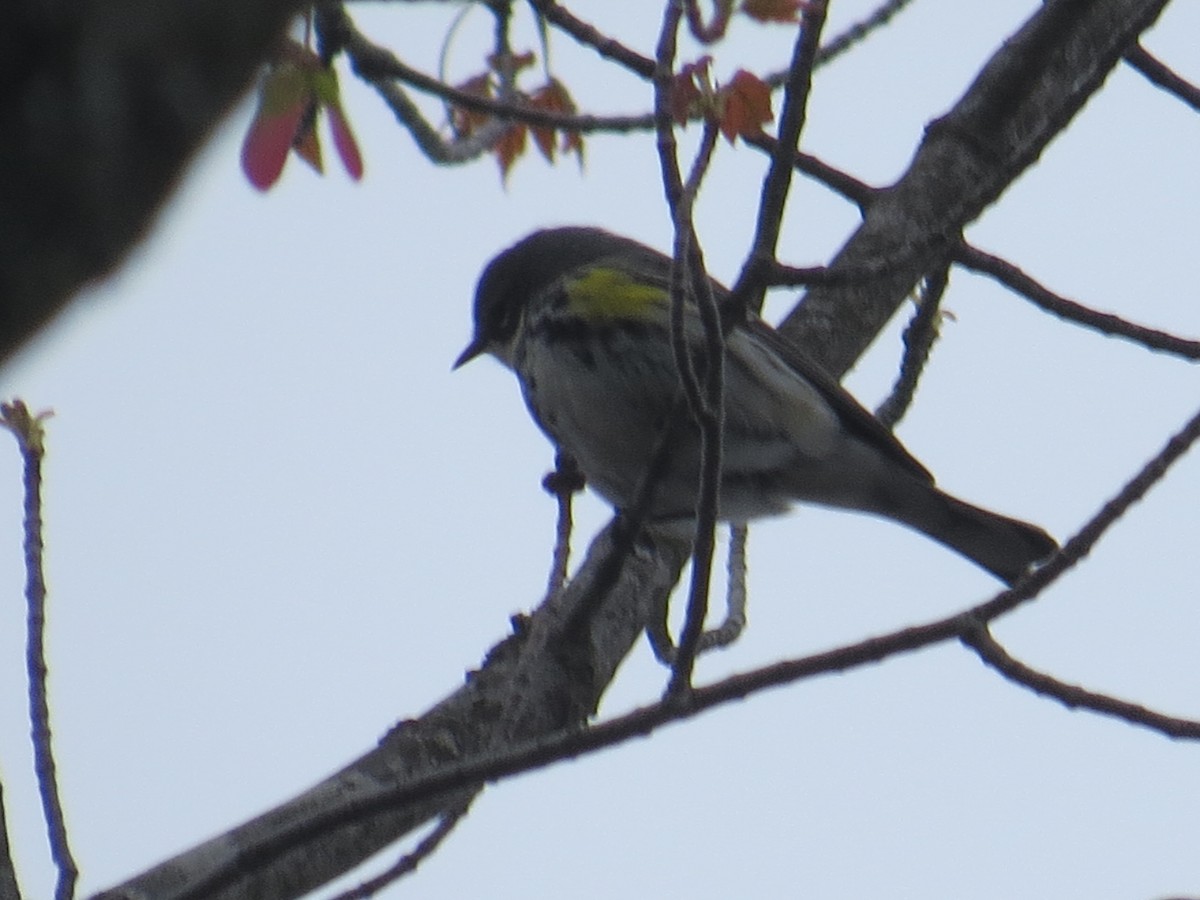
{"left": 577, "top": 243, "right": 936, "bottom": 484}
{"left": 744, "top": 317, "right": 934, "bottom": 482}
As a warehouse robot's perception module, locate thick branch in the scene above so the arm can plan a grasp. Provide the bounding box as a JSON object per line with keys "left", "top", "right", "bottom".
{"left": 0, "top": 0, "right": 307, "bottom": 366}
{"left": 96, "top": 524, "right": 689, "bottom": 900}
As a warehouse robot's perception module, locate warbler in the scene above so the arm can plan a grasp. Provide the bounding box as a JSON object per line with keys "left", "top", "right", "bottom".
{"left": 455, "top": 227, "right": 1056, "bottom": 585}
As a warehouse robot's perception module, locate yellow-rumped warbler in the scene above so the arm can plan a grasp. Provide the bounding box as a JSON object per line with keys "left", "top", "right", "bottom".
{"left": 455, "top": 227, "right": 1056, "bottom": 585}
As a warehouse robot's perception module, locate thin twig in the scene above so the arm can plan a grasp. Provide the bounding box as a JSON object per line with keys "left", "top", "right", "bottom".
{"left": 669, "top": 1, "right": 829, "bottom": 688}
{"left": 651, "top": 0, "right": 698, "bottom": 677}
{"left": 733, "top": 0, "right": 830, "bottom": 316}
{"left": 972, "top": 400, "right": 1200, "bottom": 625}
{"left": 316, "top": 6, "right": 503, "bottom": 163}
{"left": 954, "top": 243, "right": 1200, "bottom": 361}
{"left": 1124, "top": 44, "right": 1200, "bottom": 112}
{"left": 962, "top": 623, "right": 1200, "bottom": 738}
{"left": 542, "top": 452, "right": 585, "bottom": 597}
{"left": 742, "top": 133, "right": 876, "bottom": 207}
{"left": 645, "top": 581, "right": 676, "bottom": 665}
{"left": 811, "top": 0, "right": 918, "bottom": 69}
{"left": 334, "top": 7, "right": 655, "bottom": 134}
{"left": 1, "top": 402, "right": 76, "bottom": 900}
{"left": 652, "top": 0, "right": 687, "bottom": 215}
{"left": 667, "top": 218, "right": 725, "bottom": 695}
{"left": 527, "top": 0, "right": 656, "bottom": 78}
{"left": 709, "top": 523, "right": 748, "bottom": 649}
{"left": 323, "top": 800, "right": 472, "bottom": 900}
{"left": 683, "top": 0, "right": 733, "bottom": 44}
{"left": 646, "top": 524, "right": 748, "bottom": 664}
{"left": 558, "top": 411, "right": 689, "bottom": 640}
{"left": 875, "top": 265, "right": 948, "bottom": 429}
{"left": 651, "top": 0, "right": 728, "bottom": 696}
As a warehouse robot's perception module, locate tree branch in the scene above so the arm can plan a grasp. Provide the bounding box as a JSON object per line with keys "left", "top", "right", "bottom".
{"left": 96, "top": 524, "right": 690, "bottom": 900}
{"left": 87, "top": 1, "right": 1181, "bottom": 896}
{"left": 954, "top": 242, "right": 1200, "bottom": 361}
{"left": 1, "top": 403, "right": 74, "bottom": 900}
{"left": 874, "top": 265, "right": 948, "bottom": 430}
{"left": 324, "top": 799, "right": 472, "bottom": 899}
{"left": 1124, "top": 44, "right": 1200, "bottom": 112}
{"left": 0, "top": 0, "right": 308, "bottom": 366}
{"left": 527, "top": 0, "right": 656, "bottom": 78}
{"left": 962, "top": 624, "right": 1200, "bottom": 740}
{"left": 780, "top": 0, "right": 1172, "bottom": 378}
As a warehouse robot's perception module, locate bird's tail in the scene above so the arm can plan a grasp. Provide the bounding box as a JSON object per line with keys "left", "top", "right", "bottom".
{"left": 878, "top": 476, "right": 1057, "bottom": 585}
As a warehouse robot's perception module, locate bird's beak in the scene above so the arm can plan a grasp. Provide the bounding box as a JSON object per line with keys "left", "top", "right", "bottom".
{"left": 453, "top": 336, "right": 486, "bottom": 370}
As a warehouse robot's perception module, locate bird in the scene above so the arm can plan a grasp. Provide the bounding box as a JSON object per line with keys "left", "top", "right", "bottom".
{"left": 455, "top": 226, "right": 1056, "bottom": 585}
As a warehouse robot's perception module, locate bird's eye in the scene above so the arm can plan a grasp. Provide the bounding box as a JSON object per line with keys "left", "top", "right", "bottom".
{"left": 489, "top": 300, "right": 520, "bottom": 341}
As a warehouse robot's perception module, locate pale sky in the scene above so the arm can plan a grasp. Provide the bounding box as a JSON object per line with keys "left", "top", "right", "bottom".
{"left": 0, "top": 1, "right": 1197, "bottom": 897}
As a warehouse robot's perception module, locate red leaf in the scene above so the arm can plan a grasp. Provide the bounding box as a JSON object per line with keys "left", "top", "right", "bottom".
{"left": 740, "top": 0, "right": 807, "bottom": 23}
{"left": 529, "top": 79, "right": 580, "bottom": 163}
{"left": 560, "top": 128, "right": 584, "bottom": 166}
{"left": 451, "top": 73, "right": 493, "bottom": 138}
{"left": 487, "top": 50, "right": 536, "bottom": 75}
{"left": 718, "top": 69, "right": 774, "bottom": 143}
{"left": 671, "top": 56, "right": 713, "bottom": 125}
{"left": 326, "top": 101, "right": 364, "bottom": 181}
{"left": 494, "top": 123, "right": 527, "bottom": 181}
{"left": 241, "top": 64, "right": 310, "bottom": 191}
{"left": 670, "top": 74, "right": 701, "bottom": 125}
{"left": 241, "top": 109, "right": 301, "bottom": 190}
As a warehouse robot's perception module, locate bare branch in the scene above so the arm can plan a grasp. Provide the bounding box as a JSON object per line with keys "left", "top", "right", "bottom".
{"left": 811, "top": 0, "right": 917, "bottom": 68}
{"left": 541, "top": 452, "right": 585, "bottom": 597}
{"left": 527, "top": 0, "right": 656, "bottom": 78}
{"left": 962, "top": 625, "right": 1200, "bottom": 740}
{"left": 782, "top": 0, "right": 1173, "bottom": 379}
{"left": 99, "top": 523, "right": 690, "bottom": 900}
{"left": 331, "top": 6, "right": 654, "bottom": 137}
{"left": 972, "top": 401, "right": 1200, "bottom": 625}
{"left": 875, "top": 266, "right": 948, "bottom": 430}
{"left": 0, "top": 0, "right": 310, "bottom": 365}
{"left": 649, "top": 1, "right": 726, "bottom": 695}
{"left": 324, "top": 800, "right": 472, "bottom": 900}
{"left": 745, "top": 136, "right": 878, "bottom": 208}
{"left": 733, "top": 0, "right": 829, "bottom": 317}
{"left": 1125, "top": 44, "right": 1200, "bottom": 112}
{"left": 0, "top": 403, "right": 75, "bottom": 900}
{"left": 954, "top": 243, "right": 1200, "bottom": 361}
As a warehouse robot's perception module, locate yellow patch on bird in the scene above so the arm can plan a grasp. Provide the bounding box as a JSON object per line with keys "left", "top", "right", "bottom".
{"left": 564, "top": 267, "right": 668, "bottom": 322}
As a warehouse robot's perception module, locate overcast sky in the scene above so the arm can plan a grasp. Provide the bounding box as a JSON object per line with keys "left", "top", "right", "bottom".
{"left": 1, "top": 1, "right": 1198, "bottom": 897}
